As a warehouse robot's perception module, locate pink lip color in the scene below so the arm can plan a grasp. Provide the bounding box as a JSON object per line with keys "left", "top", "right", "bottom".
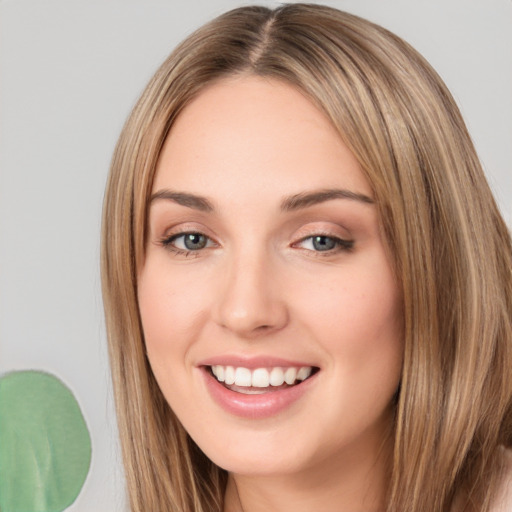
{"left": 200, "top": 366, "right": 318, "bottom": 419}
{"left": 199, "top": 355, "right": 314, "bottom": 369}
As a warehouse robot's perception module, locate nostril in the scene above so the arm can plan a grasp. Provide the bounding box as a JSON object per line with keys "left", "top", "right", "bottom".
{"left": 255, "top": 324, "right": 272, "bottom": 331}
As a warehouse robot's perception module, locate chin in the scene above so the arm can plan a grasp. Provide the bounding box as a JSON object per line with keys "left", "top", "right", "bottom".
{"left": 210, "top": 449, "right": 308, "bottom": 477}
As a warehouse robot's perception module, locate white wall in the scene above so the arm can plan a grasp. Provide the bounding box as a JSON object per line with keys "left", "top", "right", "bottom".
{"left": 1, "top": 1, "right": 510, "bottom": 510}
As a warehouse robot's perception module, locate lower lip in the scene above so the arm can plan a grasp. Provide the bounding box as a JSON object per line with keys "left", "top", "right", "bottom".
{"left": 201, "top": 367, "right": 318, "bottom": 419}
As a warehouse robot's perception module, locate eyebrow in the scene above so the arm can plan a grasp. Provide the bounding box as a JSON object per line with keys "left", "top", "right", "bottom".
{"left": 149, "top": 187, "right": 374, "bottom": 212}
{"left": 150, "top": 190, "right": 214, "bottom": 212}
{"left": 280, "top": 189, "right": 374, "bottom": 211}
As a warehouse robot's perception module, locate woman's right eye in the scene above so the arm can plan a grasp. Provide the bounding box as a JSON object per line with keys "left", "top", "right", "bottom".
{"left": 160, "top": 232, "right": 215, "bottom": 254}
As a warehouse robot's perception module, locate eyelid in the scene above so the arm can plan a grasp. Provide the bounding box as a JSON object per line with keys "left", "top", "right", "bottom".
{"left": 165, "top": 232, "right": 216, "bottom": 249}
{"left": 157, "top": 225, "right": 219, "bottom": 257}
{"left": 156, "top": 221, "right": 216, "bottom": 242}
{"left": 293, "top": 234, "right": 354, "bottom": 252}
{"left": 291, "top": 221, "right": 352, "bottom": 241}
{"left": 290, "top": 222, "right": 355, "bottom": 255}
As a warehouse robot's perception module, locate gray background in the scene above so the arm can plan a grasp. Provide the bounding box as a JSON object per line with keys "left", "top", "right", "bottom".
{"left": 1, "top": 1, "right": 511, "bottom": 510}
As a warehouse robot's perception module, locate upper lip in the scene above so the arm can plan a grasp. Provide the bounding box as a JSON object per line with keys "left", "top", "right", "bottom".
{"left": 198, "top": 355, "right": 318, "bottom": 369}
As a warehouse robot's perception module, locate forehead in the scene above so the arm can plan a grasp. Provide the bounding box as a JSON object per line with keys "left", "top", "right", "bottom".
{"left": 153, "top": 75, "right": 371, "bottom": 200}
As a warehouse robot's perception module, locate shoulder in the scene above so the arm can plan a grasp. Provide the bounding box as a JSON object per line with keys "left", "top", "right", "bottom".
{"left": 490, "top": 448, "right": 512, "bottom": 512}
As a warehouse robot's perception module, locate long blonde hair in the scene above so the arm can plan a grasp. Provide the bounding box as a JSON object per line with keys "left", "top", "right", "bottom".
{"left": 101, "top": 4, "right": 512, "bottom": 511}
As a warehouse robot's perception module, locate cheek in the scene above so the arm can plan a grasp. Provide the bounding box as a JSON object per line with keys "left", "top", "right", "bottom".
{"left": 137, "top": 261, "right": 206, "bottom": 420}
{"left": 294, "top": 261, "right": 403, "bottom": 383}
{"left": 298, "top": 269, "right": 400, "bottom": 342}
{"left": 137, "top": 260, "right": 202, "bottom": 367}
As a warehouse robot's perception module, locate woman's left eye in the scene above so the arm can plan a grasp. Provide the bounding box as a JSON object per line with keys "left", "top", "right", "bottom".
{"left": 295, "top": 235, "right": 354, "bottom": 253}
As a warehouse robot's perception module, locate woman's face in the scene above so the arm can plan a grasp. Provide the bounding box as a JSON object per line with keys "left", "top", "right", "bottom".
{"left": 138, "top": 76, "right": 403, "bottom": 478}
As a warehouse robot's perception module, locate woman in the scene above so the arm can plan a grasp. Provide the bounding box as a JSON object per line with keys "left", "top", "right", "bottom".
{"left": 101, "top": 4, "right": 512, "bottom": 511}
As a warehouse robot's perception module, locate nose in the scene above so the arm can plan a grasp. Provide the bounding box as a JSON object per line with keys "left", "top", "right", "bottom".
{"left": 213, "top": 250, "right": 289, "bottom": 338}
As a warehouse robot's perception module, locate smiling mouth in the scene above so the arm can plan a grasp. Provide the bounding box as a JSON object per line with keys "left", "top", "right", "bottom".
{"left": 208, "top": 365, "right": 318, "bottom": 395}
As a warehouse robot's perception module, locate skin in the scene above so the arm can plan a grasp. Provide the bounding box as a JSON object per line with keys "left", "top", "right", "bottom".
{"left": 138, "top": 75, "right": 403, "bottom": 512}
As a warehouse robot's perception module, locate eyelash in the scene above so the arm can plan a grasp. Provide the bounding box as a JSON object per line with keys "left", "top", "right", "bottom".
{"left": 159, "top": 232, "right": 217, "bottom": 258}
{"left": 159, "top": 232, "right": 354, "bottom": 258}
{"left": 293, "top": 234, "right": 354, "bottom": 255}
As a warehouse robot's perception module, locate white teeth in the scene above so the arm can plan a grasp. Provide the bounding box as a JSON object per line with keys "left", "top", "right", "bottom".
{"left": 224, "top": 366, "right": 235, "bottom": 385}
{"left": 211, "top": 365, "right": 225, "bottom": 382}
{"left": 210, "top": 365, "right": 314, "bottom": 388}
{"left": 284, "top": 367, "right": 297, "bottom": 385}
{"left": 269, "top": 367, "right": 285, "bottom": 386}
{"left": 252, "top": 368, "right": 270, "bottom": 387}
{"left": 234, "top": 367, "right": 252, "bottom": 387}
{"left": 297, "top": 367, "right": 312, "bottom": 381}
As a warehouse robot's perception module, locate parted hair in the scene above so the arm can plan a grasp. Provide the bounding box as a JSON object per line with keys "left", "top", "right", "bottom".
{"left": 101, "top": 4, "right": 512, "bottom": 511}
